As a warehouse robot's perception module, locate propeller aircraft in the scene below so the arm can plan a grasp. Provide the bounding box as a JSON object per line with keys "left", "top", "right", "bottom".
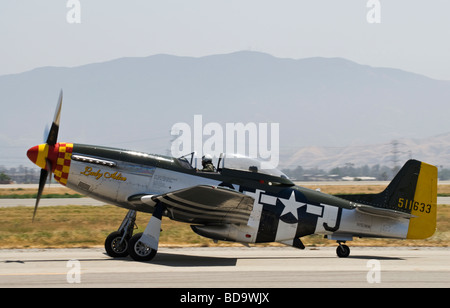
{"left": 26, "top": 91, "right": 438, "bottom": 261}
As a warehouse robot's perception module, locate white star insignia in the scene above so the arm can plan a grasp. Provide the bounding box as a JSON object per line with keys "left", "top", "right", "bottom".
{"left": 279, "top": 191, "right": 304, "bottom": 220}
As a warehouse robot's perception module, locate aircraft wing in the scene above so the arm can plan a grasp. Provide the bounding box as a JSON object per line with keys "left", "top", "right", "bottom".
{"left": 137, "top": 185, "right": 255, "bottom": 224}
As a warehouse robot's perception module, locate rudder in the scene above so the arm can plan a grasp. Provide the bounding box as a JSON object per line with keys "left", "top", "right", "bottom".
{"left": 405, "top": 161, "right": 437, "bottom": 239}
{"left": 373, "top": 160, "right": 437, "bottom": 239}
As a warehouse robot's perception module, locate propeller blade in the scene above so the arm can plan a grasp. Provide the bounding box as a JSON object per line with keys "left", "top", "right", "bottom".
{"left": 43, "top": 124, "right": 49, "bottom": 143}
{"left": 33, "top": 168, "right": 48, "bottom": 222}
{"left": 46, "top": 89, "right": 63, "bottom": 146}
{"left": 46, "top": 157, "right": 53, "bottom": 183}
{"left": 31, "top": 89, "right": 63, "bottom": 221}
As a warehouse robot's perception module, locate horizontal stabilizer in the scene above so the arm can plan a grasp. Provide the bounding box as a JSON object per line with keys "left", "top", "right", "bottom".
{"left": 354, "top": 203, "right": 416, "bottom": 220}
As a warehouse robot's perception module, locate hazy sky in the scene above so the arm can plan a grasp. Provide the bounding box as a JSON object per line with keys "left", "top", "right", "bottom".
{"left": 0, "top": 0, "right": 449, "bottom": 80}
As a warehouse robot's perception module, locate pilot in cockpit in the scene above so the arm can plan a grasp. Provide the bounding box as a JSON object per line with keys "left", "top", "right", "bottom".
{"left": 201, "top": 154, "right": 215, "bottom": 172}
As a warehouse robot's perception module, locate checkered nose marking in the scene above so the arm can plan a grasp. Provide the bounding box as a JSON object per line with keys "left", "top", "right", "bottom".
{"left": 27, "top": 143, "right": 73, "bottom": 185}
{"left": 53, "top": 143, "right": 73, "bottom": 185}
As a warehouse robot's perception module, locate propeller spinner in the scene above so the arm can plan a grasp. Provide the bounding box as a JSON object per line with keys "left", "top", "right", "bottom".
{"left": 26, "top": 90, "right": 63, "bottom": 221}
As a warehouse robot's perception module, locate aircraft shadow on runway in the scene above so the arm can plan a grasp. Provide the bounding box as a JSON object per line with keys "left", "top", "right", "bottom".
{"left": 139, "top": 252, "right": 238, "bottom": 267}
{"left": 347, "top": 255, "right": 404, "bottom": 260}
{"left": 2, "top": 255, "right": 236, "bottom": 267}
{"left": 1, "top": 252, "right": 403, "bottom": 267}
{"left": 124, "top": 252, "right": 404, "bottom": 266}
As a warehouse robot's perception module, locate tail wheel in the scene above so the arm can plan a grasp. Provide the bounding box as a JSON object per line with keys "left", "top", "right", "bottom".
{"left": 128, "top": 232, "right": 157, "bottom": 262}
{"left": 336, "top": 244, "right": 350, "bottom": 258}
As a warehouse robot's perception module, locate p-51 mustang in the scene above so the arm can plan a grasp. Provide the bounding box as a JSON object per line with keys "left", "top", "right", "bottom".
{"left": 27, "top": 91, "right": 437, "bottom": 261}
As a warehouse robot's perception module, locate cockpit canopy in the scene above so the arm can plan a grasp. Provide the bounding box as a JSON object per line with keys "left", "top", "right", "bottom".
{"left": 219, "top": 153, "right": 289, "bottom": 179}
{"left": 177, "top": 152, "right": 290, "bottom": 180}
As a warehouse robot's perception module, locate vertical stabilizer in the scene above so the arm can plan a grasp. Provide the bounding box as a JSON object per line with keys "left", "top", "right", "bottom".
{"left": 338, "top": 160, "right": 437, "bottom": 239}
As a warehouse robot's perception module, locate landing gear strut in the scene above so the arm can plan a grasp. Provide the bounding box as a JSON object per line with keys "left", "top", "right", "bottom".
{"left": 105, "top": 201, "right": 165, "bottom": 262}
{"left": 128, "top": 200, "right": 165, "bottom": 262}
{"left": 105, "top": 210, "right": 137, "bottom": 258}
{"left": 336, "top": 241, "right": 350, "bottom": 258}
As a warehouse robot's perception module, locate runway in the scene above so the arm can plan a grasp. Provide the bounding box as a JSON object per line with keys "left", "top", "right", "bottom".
{"left": 1, "top": 247, "right": 449, "bottom": 288}
{"left": 0, "top": 198, "right": 107, "bottom": 207}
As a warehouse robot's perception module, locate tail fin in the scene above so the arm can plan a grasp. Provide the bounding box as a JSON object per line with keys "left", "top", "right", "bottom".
{"left": 339, "top": 160, "right": 437, "bottom": 239}
{"left": 403, "top": 161, "right": 437, "bottom": 239}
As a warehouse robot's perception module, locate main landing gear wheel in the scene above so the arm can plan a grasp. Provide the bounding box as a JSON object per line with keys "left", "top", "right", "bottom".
{"left": 105, "top": 231, "right": 129, "bottom": 258}
{"left": 128, "top": 232, "right": 157, "bottom": 262}
{"left": 336, "top": 243, "right": 350, "bottom": 258}
{"left": 105, "top": 209, "right": 136, "bottom": 258}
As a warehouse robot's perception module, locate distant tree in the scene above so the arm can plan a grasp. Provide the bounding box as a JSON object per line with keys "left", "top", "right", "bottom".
{"left": 0, "top": 172, "right": 11, "bottom": 182}
{"left": 439, "top": 168, "right": 450, "bottom": 180}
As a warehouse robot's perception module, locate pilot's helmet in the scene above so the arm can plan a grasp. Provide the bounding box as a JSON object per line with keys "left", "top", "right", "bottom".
{"left": 202, "top": 154, "right": 212, "bottom": 163}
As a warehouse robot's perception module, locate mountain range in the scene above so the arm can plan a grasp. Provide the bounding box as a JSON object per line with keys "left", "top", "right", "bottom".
{"left": 1, "top": 51, "right": 449, "bottom": 169}
{"left": 283, "top": 132, "right": 450, "bottom": 170}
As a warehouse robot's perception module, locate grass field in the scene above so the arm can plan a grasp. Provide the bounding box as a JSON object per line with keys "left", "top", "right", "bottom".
{"left": 0, "top": 184, "right": 449, "bottom": 249}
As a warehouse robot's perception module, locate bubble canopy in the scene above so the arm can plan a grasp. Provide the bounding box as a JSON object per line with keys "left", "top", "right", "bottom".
{"left": 219, "top": 153, "right": 289, "bottom": 179}
{"left": 176, "top": 152, "right": 290, "bottom": 181}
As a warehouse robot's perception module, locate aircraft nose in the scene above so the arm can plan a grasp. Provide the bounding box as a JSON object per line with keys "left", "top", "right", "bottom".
{"left": 26, "top": 144, "right": 51, "bottom": 170}
{"left": 27, "top": 145, "right": 40, "bottom": 165}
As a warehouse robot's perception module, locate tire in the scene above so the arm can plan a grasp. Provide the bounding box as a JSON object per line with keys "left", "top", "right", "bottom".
{"left": 105, "top": 231, "right": 129, "bottom": 258}
{"left": 128, "top": 233, "right": 157, "bottom": 262}
{"left": 336, "top": 244, "right": 350, "bottom": 258}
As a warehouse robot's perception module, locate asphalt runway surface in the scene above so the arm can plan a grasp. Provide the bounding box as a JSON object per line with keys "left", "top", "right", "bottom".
{"left": 1, "top": 247, "right": 449, "bottom": 288}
